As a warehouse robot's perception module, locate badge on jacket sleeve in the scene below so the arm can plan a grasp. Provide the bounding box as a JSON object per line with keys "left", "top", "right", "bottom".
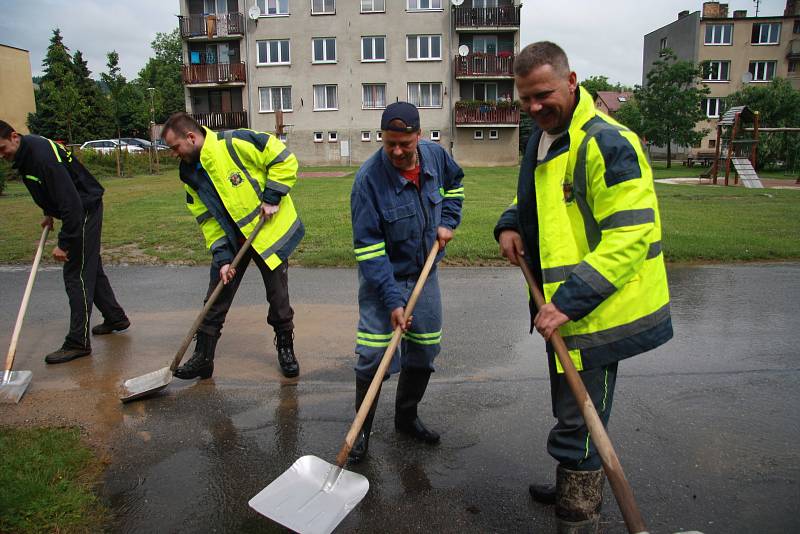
{"left": 562, "top": 179, "right": 575, "bottom": 204}
{"left": 228, "top": 171, "right": 244, "bottom": 187}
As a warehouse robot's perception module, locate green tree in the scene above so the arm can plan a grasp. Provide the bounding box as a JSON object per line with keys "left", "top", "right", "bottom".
{"left": 519, "top": 113, "right": 533, "bottom": 154}
{"left": 727, "top": 78, "right": 800, "bottom": 170}
{"left": 580, "top": 75, "right": 632, "bottom": 101}
{"left": 636, "top": 50, "right": 710, "bottom": 167}
{"left": 136, "top": 29, "right": 184, "bottom": 124}
{"left": 72, "top": 50, "right": 114, "bottom": 140}
{"left": 614, "top": 98, "right": 645, "bottom": 137}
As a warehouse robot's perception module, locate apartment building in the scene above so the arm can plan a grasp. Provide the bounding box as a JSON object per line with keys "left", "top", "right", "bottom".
{"left": 643, "top": 1, "right": 800, "bottom": 156}
{"left": 177, "top": 0, "right": 521, "bottom": 166}
{"left": 0, "top": 44, "right": 36, "bottom": 134}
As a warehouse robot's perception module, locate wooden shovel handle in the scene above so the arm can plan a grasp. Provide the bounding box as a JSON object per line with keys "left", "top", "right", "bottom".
{"left": 518, "top": 259, "right": 647, "bottom": 534}
{"left": 4, "top": 226, "right": 50, "bottom": 373}
{"left": 335, "top": 241, "right": 441, "bottom": 467}
{"left": 169, "top": 217, "right": 267, "bottom": 371}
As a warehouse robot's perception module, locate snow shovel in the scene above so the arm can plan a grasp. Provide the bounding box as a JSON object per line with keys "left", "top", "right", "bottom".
{"left": 249, "top": 241, "right": 441, "bottom": 534}
{"left": 0, "top": 226, "right": 49, "bottom": 404}
{"left": 119, "top": 217, "right": 267, "bottom": 403}
{"left": 517, "top": 259, "right": 647, "bottom": 534}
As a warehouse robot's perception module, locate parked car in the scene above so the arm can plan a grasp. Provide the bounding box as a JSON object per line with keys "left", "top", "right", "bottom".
{"left": 120, "top": 137, "right": 153, "bottom": 149}
{"left": 79, "top": 139, "right": 144, "bottom": 154}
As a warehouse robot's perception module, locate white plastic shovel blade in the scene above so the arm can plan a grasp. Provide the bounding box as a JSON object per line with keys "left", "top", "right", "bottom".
{"left": 0, "top": 370, "right": 33, "bottom": 403}
{"left": 120, "top": 367, "right": 173, "bottom": 403}
{"left": 249, "top": 455, "right": 369, "bottom": 534}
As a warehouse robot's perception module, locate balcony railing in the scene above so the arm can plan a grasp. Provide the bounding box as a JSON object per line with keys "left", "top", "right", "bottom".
{"left": 182, "top": 63, "right": 246, "bottom": 84}
{"left": 191, "top": 111, "right": 248, "bottom": 130}
{"left": 454, "top": 102, "right": 520, "bottom": 125}
{"left": 453, "top": 5, "right": 521, "bottom": 28}
{"left": 178, "top": 13, "right": 245, "bottom": 38}
{"left": 455, "top": 53, "right": 514, "bottom": 77}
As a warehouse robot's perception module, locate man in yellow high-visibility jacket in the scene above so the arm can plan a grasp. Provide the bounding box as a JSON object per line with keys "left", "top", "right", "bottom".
{"left": 495, "top": 42, "right": 672, "bottom": 530}
{"left": 162, "top": 113, "right": 304, "bottom": 380}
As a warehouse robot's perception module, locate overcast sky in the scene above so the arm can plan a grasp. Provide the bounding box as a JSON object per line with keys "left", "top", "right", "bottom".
{"left": 0, "top": 0, "right": 789, "bottom": 85}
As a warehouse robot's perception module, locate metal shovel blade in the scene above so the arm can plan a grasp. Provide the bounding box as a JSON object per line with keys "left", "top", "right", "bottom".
{"left": 249, "top": 455, "right": 369, "bottom": 534}
{"left": 0, "top": 370, "right": 33, "bottom": 404}
{"left": 120, "top": 367, "right": 173, "bottom": 403}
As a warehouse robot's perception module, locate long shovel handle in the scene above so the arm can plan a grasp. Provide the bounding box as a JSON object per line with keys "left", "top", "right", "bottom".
{"left": 4, "top": 226, "right": 50, "bottom": 375}
{"left": 518, "top": 259, "right": 646, "bottom": 534}
{"left": 335, "top": 240, "right": 441, "bottom": 467}
{"left": 169, "top": 217, "right": 267, "bottom": 371}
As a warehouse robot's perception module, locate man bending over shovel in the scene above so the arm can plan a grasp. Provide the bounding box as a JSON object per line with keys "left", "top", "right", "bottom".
{"left": 161, "top": 113, "right": 304, "bottom": 380}
{"left": 349, "top": 102, "right": 464, "bottom": 462}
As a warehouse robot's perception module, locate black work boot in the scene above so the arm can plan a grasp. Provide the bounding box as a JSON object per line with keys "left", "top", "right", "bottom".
{"left": 394, "top": 367, "right": 440, "bottom": 444}
{"left": 174, "top": 332, "right": 218, "bottom": 380}
{"left": 44, "top": 345, "right": 91, "bottom": 364}
{"left": 555, "top": 465, "right": 604, "bottom": 534}
{"left": 91, "top": 317, "right": 131, "bottom": 335}
{"left": 348, "top": 377, "right": 381, "bottom": 463}
{"left": 275, "top": 330, "right": 299, "bottom": 378}
{"left": 529, "top": 482, "right": 556, "bottom": 505}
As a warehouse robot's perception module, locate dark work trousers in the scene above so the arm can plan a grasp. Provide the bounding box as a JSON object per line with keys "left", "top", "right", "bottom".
{"left": 546, "top": 352, "right": 619, "bottom": 471}
{"left": 199, "top": 248, "right": 294, "bottom": 339}
{"left": 62, "top": 202, "right": 127, "bottom": 349}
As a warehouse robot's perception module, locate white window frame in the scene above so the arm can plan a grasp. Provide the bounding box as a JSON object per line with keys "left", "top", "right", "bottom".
{"left": 312, "top": 37, "right": 337, "bottom": 64}
{"left": 376, "top": 131, "right": 383, "bottom": 141}
{"left": 361, "top": 130, "right": 371, "bottom": 141}
{"left": 258, "top": 86, "right": 293, "bottom": 113}
{"left": 257, "top": 0, "right": 289, "bottom": 16}
{"left": 659, "top": 37, "right": 667, "bottom": 51}
{"left": 362, "top": 83, "right": 387, "bottom": 109}
{"left": 278, "top": 133, "right": 288, "bottom": 142}
{"left": 361, "top": 0, "right": 385, "bottom": 13}
{"left": 704, "top": 24, "right": 733, "bottom": 45}
{"left": 313, "top": 84, "right": 338, "bottom": 111}
{"left": 313, "top": 131, "right": 324, "bottom": 142}
{"left": 430, "top": 130, "right": 440, "bottom": 141}
{"left": 473, "top": 129, "right": 484, "bottom": 140}
{"left": 407, "top": 35, "right": 442, "bottom": 61}
{"left": 489, "top": 129, "right": 499, "bottom": 140}
{"left": 328, "top": 131, "right": 338, "bottom": 142}
{"left": 361, "top": 36, "right": 386, "bottom": 62}
{"left": 407, "top": 0, "right": 442, "bottom": 10}
{"left": 749, "top": 60, "right": 777, "bottom": 82}
{"left": 704, "top": 97, "right": 722, "bottom": 118}
{"left": 703, "top": 60, "right": 730, "bottom": 82}
{"left": 474, "top": 82, "right": 498, "bottom": 101}
{"left": 408, "top": 82, "right": 443, "bottom": 108}
{"left": 257, "top": 40, "right": 291, "bottom": 66}
{"left": 312, "top": 0, "right": 335, "bottom": 15}
{"left": 752, "top": 22, "right": 781, "bottom": 45}
{"left": 473, "top": 0, "right": 498, "bottom": 7}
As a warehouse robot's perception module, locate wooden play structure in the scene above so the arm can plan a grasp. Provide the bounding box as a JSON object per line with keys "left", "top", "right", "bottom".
{"left": 709, "top": 106, "right": 764, "bottom": 188}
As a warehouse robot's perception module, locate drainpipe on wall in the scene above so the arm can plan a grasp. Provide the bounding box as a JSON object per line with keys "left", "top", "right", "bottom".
{"left": 448, "top": 2, "right": 455, "bottom": 156}
{"left": 244, "top": 3, "right": 253, "bottom": 129}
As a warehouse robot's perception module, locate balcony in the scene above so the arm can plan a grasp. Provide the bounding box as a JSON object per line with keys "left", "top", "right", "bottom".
{"left": 191, "top": 111, "right": 248, "bottom": 130}
{"left": 454, "top": 5, "right": 521, "bottom": 31}
{"left": 787, "top": 38, "right": 800, "bottom": 59}
{"left": 455, "top": 53, "right": 514, "bottom": 78}
{"left": 454, "top": 101, "right": 520, "bottom": 126}
{"left": 182, "top": 63, "right": 246, "bottom": 85}
{"left": 178, "top": 13, "right": 245, "bottom": 39}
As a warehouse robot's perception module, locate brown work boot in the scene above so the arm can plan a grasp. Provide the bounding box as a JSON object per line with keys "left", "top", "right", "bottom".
{"left": 44, "top": 345, "right": 91, "bottom": 364}
{"left": 91, "top": 317, "right": 131, "bottom": 335}
{"left": 555, "top": 465, "right": 604, "bottom": 534}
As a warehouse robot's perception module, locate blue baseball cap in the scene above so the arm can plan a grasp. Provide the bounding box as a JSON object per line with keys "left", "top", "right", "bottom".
{"left": 381, "top": 102, "right": 420, "bottom": 132}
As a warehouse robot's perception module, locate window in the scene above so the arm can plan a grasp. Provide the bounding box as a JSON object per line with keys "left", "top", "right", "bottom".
{"left": 314, "top": 131, "right": 324, "bottom": 142}
{"left": 362, "top": 36, "right": 386, "bottom": 62}
{"left": 313, "top": 84, "right": 338, "bottom": 110}
{"left": 474, "top": 0, "right": 498, "bottom": 7}
{"left": 704, "top": 24, "right": 733, "bottom": 45}
{"left": 794, "top": 20, "right": 800, "bottom": 34}
{"left": 618, "top": 96, "right": 628, "bottom": 103}
{"left": 473, "top": 130, "right": 484, "bottom": 140}
{"left": 328, "top": 131, "right": 338, "bottom": 142}
{"left": 659, "top": 37, "right": 668, "bottom": 51}
{"left": 430, "top": 130, "right": 440, "bottom": 141}
{"left": 703, "top": 60, "right": 731, "bottom": 81}
{"left": 408, "top": 0, "right": 442, "bottom": 9}
{"left": 312, "top": 0, "right": 335, "bottom": 14}
{"left": 749, "top": 60, "right": 777, "bottom": 81}
{"left": 259, "top": 86, "right": 292, "bottom": 112}
{"left": 407, "top": 35, "right": 442, "bottom": 61}
{"left": 361, "top": 0, "right": 384, "bottom": 12}
{"left": 278, "top": 133, "right": 288, "bottom": 142}
{"left": 489, "top": 129, "right": 499, "bottom": 140}
{"left": 257, "top": 0, "right": 289, "bottom": 15}
{"left": 362, "top": 84, "right": 387, "bottom": 109}
{"left": 408, "top": 82, "right": 442, "bottom": 108}
{"left": 790, "top": 60, "right": 800, "bottom": 73}
{"left": 474, "top": 82, "right": 498, "bottom": 101}
{"left": 361, "top": 131, "right": 371, "bottom": 141}
{"left": 752, "top": 22, "right": 781, "bottom": 44}
{"left": 257, "top": 40, "right": 290, "bottom": 65}
{"left": 376, "top": 131, "right": 383, "bottom": 141}
{"left": 708, "top": 139, "right": 716, "bottom": 149}
{"left": 703, "top": 97, "right": 722, "bottom": 118}
{"left": 313, "top": 38, "right": 336, "bottom": 63}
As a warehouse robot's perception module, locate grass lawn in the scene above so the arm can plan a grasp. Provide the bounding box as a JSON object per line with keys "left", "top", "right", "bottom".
{"left": 0, "top": 427, "right": 107, "bottom": 533}
{"left": 0, "top": 166, "right": 799, "bottom": 265}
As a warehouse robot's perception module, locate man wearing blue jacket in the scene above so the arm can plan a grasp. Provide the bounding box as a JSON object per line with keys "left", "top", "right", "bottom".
{"left": 349, "top": 102, "right": 464, "bottom": 462}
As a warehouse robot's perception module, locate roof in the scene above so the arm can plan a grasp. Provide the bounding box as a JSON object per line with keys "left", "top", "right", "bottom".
{"left": 718, "top": 105, "right": 755, "bottom": 126}
{"left": 594, "top": 91, "right": 634, "bottom": 113}
{"left": 0, "top": 43, "right": 30, "bottom": 53}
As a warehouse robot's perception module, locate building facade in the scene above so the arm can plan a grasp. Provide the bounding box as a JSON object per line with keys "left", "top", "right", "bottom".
{"left": 177, "top": 0, "right": 521, "bottom": 166}
{"left": 643, "top": 1, "right": 800, "bottom": 156}
{"left": 0, "top": 45, "right": 37, "bottom": 134}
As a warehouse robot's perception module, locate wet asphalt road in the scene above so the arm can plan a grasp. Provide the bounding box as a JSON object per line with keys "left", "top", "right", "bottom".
{"left": 0, "top": 263, "right": 798, "bottom": 534}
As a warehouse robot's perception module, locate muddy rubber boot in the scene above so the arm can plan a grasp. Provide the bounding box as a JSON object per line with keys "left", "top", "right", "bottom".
{"left": 174, "top": 332, "right": 217, "bottom": 380}
{"left": 529, "top": 482, "right": 556, "bottom": 505}
{"left": 555, "top": 465, "right": 604, "bottom": 534}
{"left": 394, "top": 367, "right": 440, "bottom": 444}
{"left": 348, "top": 377, "right": 381, "bottom": 464}
{"left": 91, "top": 317, "right": 131, "bottom": 335}
{"left": 44, "top": 345, "right": 91, "bottom": 364}
{"left": 275, "top": 330, "right": 299, "bottom": 378}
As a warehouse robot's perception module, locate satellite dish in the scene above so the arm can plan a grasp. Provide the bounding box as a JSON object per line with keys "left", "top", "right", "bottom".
{"left": 741, "top": 71, "right": 753, "bottom": 84}
{"left": 458, "top": 45, "right": 469, "bottom": 57}
{"left": 248, "top": 5, "right": 261, "bottom": 20}
{"left": 452, "top": 0, "right": 465, "bottom": 5}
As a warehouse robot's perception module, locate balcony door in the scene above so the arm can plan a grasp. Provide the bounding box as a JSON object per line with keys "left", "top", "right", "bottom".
{"left": 474, "top": 0, "right": 499, "bottom": 8}
{"left": 474, "top": 82, "right": 497, "bottom": 102}
{"left": 473, "top": 36, "right": 497, "bottom": 54}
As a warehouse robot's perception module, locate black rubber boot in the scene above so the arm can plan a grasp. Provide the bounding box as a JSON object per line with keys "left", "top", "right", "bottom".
{"left": 555, "top": 465, "right": 604, "bottom": 534}
{"left": 529, "top": 482, "right": 556, "bottom": 505}
{"left": 91, "top": 317, "right": 131, "bottom": 335}
{"left": 174, "top": 332, "right": 217, "bottom": 380}
{"left": 275, "top": 330, "right": 299, "bottom": 378}
{"left": 348, "top": 377, "right": 381, "bottom": 464}
{"left": 394, "top": 367, "right": 440, "bottom": 444}
{"left": 44, "top": 345, "right": 91, "bottom": 364}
